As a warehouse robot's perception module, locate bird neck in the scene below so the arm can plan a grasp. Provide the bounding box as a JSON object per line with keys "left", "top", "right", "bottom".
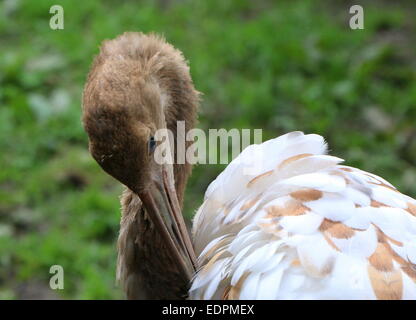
{"left": 119, "top": 69, "right": 199, "bottom": 298}
{"left": 118, "top": 76, "right": 200, "bottom": 299}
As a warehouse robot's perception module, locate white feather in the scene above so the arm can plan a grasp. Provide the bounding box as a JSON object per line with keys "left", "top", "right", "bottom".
{"left": 280, "top": 173, "right": 346, "bottom": 193}
{"left": 190, "top": 131, "right": 416, "bottom": 300}
{"left": 305, "top": 195, "right": 355, "bottom": 222}
{"left": 256, "top": 267, "right": 286, "bottom": 299}
{"left": 280, "top": 212, "right": 324, "bottom": 234}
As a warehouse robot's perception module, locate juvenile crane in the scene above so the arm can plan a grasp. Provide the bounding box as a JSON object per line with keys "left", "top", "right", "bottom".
{"left": 82, "top": 32, "right": 416, "bottom": 300}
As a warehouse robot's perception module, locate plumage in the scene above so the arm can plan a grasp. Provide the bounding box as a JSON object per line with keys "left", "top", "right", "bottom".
{"left": 190, "top": 131, "right": 416, "bottom": 300}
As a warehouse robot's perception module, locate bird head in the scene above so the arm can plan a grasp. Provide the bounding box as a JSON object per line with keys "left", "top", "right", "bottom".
{"left": 83, "top": 57, "right": 163, "bottom": 194}
{"left": 82, "top": 32, "right": 196, "bottom": 279}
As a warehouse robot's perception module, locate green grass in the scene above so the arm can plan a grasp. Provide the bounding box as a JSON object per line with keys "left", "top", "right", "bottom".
{"left": 0, "top": 0, "right": 415, "bottom": 299}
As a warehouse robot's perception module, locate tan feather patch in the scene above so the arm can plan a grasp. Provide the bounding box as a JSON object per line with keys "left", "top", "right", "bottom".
{"left": 290, "top": 189, "right": 323, "bottom": 202}
{"left": 319, "top": 219, "right": 355, "bottom": 239}
{"left": 227, "top": 273, "right": 250, "bottom": 300}
{"left": 323, "top": 232, "right": 341, "bottom": 252}
{"left": 240, "top": 193, "right": 262, "bottom": 211}
{"left": 384, "top": 245, "right": 406, "bottom": 266}
{"left": 373, "top": 230, "right": 416, "bottom": 283}
{"left": 401, "top": 263, "right": 416, "bottom": 282}
{"left": 266, "top": 200, "right": 309, "bottom": 218}
{"left": 223, "top": 206, "right": 231, "bottom": 215}
{"left": 375, "top": 226, "right": 403, "bottom": 247}
{"left": 300, "top": 255, "right": 335, "bottom": 277}
{"left": 363, "top": 173, "right": 395, "bottom": 187}
{"left": 393, "top": 257, "right": 416, "bottom": 283}
{"left": 202, "top": 237, "right": 229, "bottom": 261}
{"left": 222, "top": 286, "right": 231, "bottom": 300}
{"left": 371, "top": 200, "right": 389, "bottom": 208}
{"left": 278, "top": 153, "right": 312, "bottom": 169}
{"left": 247, "top": 170, "right": 273, "bottom": 188}
{"left": 369, "top": 243, "right": 394, "bottom": 272}
{"left": 340, "top": 167, "right": 353, "bottom": 172}
{"left": 291, "top": 259, "right": 301, "bottom": 266}
{"left": 385, "top": 234, "right": 403, "bottom": 247}
{"left": 369, "top": 181, "right": 399, "bottom": 193}
{"left": 257, "top": 221, "right": 281, "bottom": 234}
{"left": 367, "top": 265, "right": 403, "bottom": 300}
{"left": 407, "top": 202, "right": 416, "bottom": 216}
{"left": 201, "top": 250, "right": 226, "bottom": 274}
{"left": 364, "top": 173, "right": 383, "bottom": 185}
{"left": 382, "top": 240, "right": 416, "bottom": 282}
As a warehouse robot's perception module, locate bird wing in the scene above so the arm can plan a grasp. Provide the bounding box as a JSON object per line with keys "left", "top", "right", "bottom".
{"left": 190, "top": 131, "right": 416, "bottom": 300}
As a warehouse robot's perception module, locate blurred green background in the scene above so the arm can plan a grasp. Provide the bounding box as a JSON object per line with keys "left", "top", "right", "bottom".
{"left": 0, "top": 0, "right": 415, "bottom": 299}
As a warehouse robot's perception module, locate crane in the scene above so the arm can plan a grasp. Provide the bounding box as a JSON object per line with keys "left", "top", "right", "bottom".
{"left": 82, "top": 32, "right": 416, "bottom": 300}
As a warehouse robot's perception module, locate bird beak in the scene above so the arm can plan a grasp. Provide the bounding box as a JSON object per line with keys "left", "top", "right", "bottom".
{"left": 137, "top": 166, "right": 196, "bottom": 280}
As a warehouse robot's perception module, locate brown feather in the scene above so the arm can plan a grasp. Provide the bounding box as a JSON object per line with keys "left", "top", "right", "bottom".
{"left": 83, "top": 32, "right": 200, "bottom": 299}
{"left": 368, "top": 265, "right": 403, "bottom": 300}
{"left": 319, "top": 219, "right": 355, "bottom": 239}
{"left": 278, "top": 153, "right": 312, "bottom": 169}
{"left": 266, "top": 200, "right": 309, "bottom": 218}
{"left": 407, "top": 202, "right": 416, "bottom": 216}
{"left": 247, "top": 170, "right": 274, "bottom": 188}
{"left": 290, "top": 189, "right": 323, "bottom": 202}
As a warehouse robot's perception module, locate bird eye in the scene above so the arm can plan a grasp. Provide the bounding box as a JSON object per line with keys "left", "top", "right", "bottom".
{"left": 148, "top": 136, "right": 156, "bottom": 153}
